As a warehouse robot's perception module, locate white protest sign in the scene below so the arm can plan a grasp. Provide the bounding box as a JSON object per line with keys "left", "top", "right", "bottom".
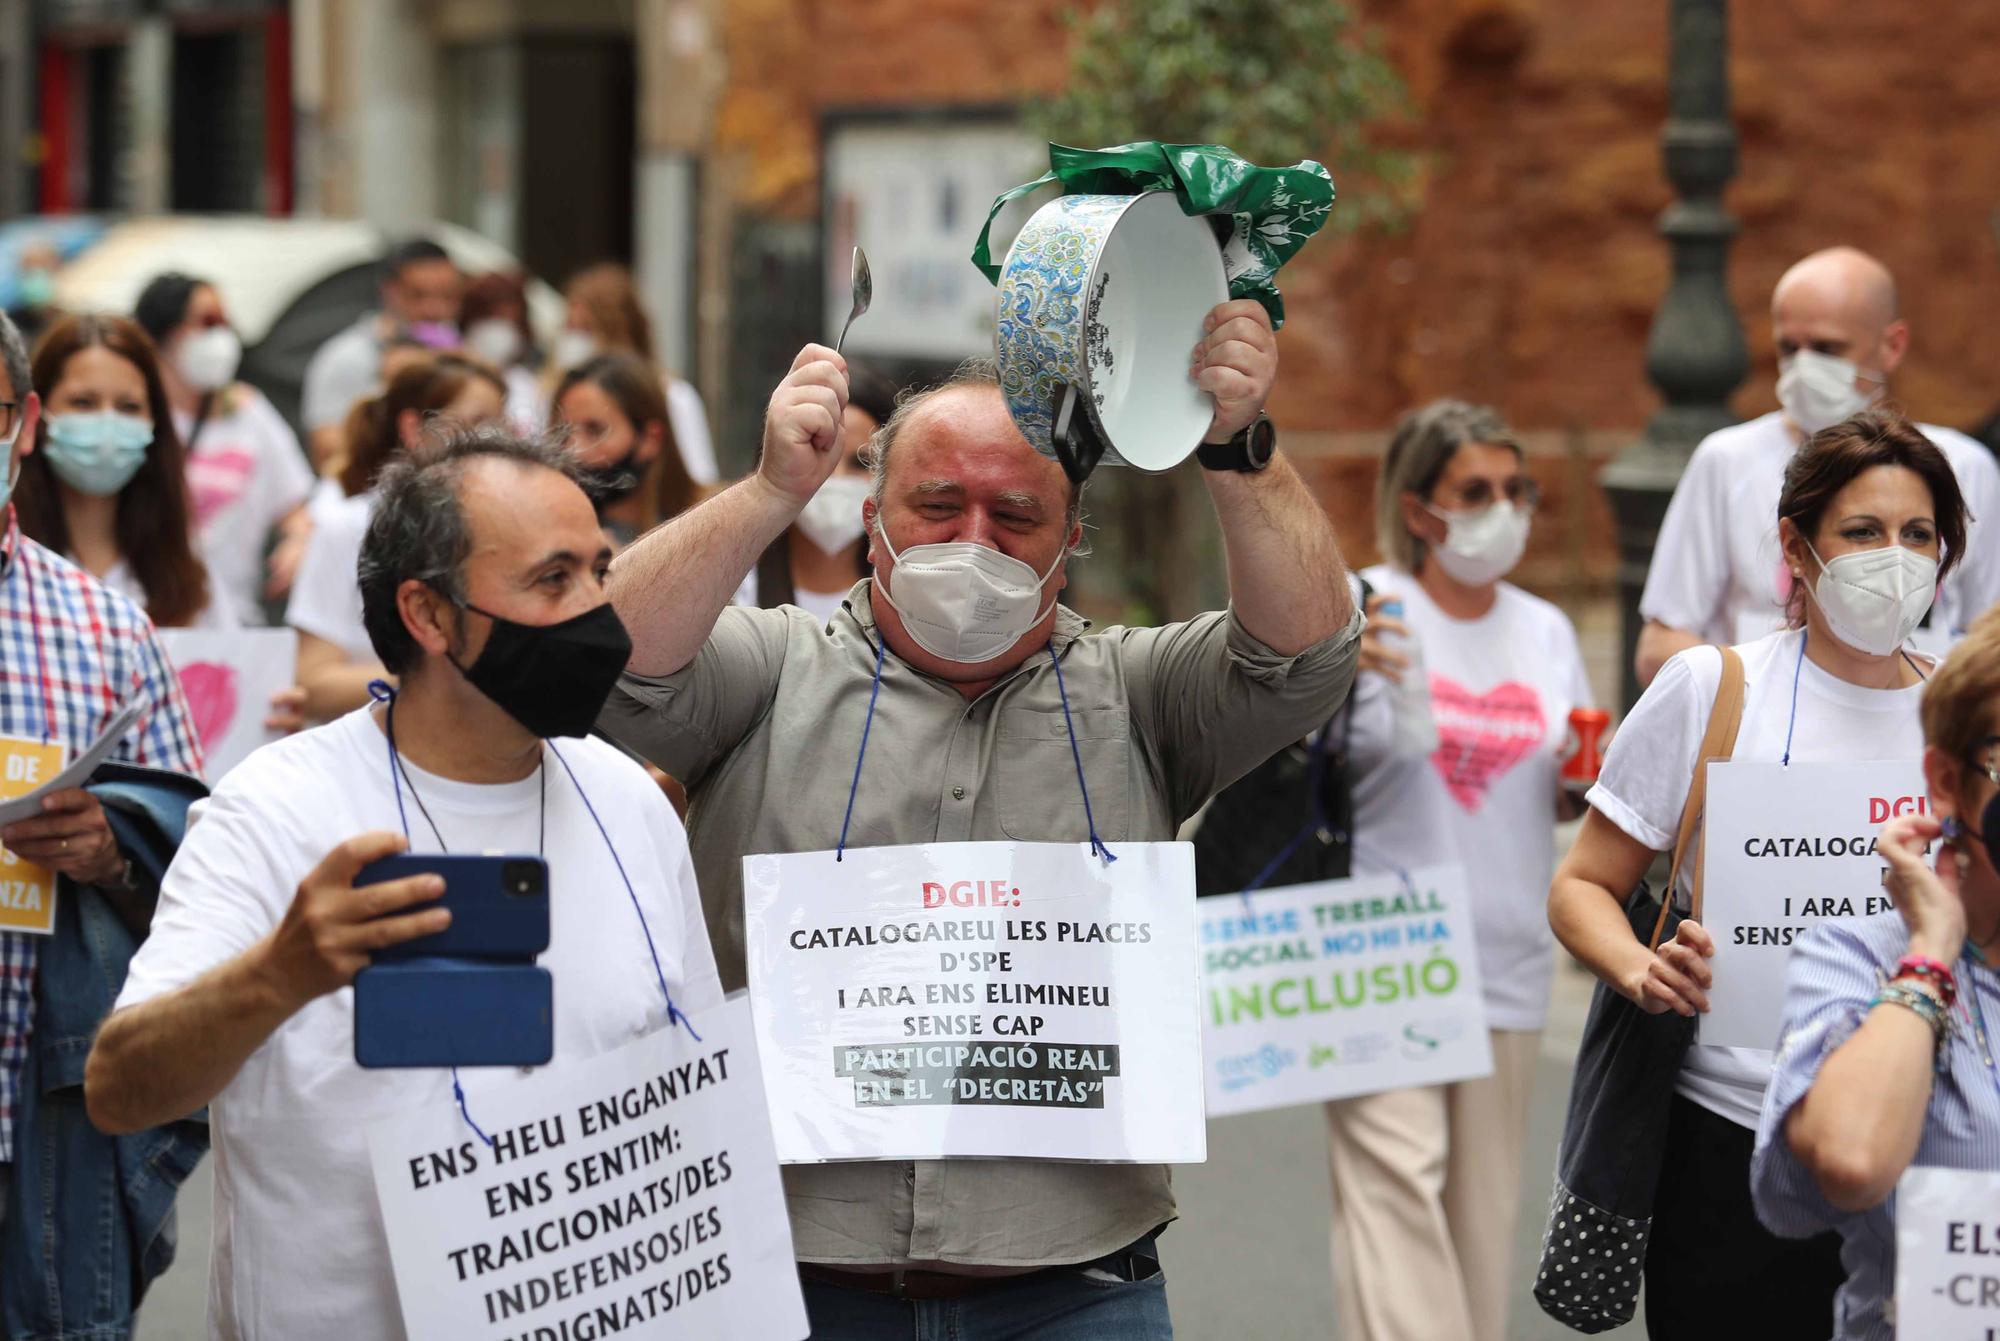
{"left": 1701, "top": 759, "right": 1927, "bottom": 1050}
{"left": 156, "top": 627, "right": 296, "bottom": 781}
{"left": 1895, "top": 1166, "right": 2000, "bottom": 1339}
{"left": 1199, "top": 865, "right": 1491, "bottom": 1116}
{"left": 741, "top": 840, "right": 1204, "bottom": 1165}
{"left": 366, "top": 996, "right": 808, "bottom": 1341}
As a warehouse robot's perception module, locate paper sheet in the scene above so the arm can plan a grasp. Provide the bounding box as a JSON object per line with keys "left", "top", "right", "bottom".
{"left": 0, "top": 700, "right": 145, "bottom": 826}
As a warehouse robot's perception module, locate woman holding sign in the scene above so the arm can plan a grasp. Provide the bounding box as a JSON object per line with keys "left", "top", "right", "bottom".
{"left": 1323, "top": 400, "right": 1591, "bottom": 1341}
{"left": 1550, "top": 409, "right": 1969, "bottom": 1340}
{"left": 1748, "top": 607, "right": 2000, "bottom": 1341}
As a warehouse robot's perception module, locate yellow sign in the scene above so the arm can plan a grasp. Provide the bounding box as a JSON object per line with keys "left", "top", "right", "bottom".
{"left": 0, "top": 737, "right": 68, "bottom": 935}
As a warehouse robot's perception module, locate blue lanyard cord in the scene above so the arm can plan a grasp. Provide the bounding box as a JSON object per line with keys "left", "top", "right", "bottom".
{"left": 832, "top": 638, "right": 1116, "bottom": 865}
{"left": 836, "top": 637, "right": 888, "bottom": 862}
{"left": 545, "top": 741, "right": 699, "bottom": 1043}
{"left": 1238, "top": 728, "right": 1338, "bottom": 904}
{"left": 1048, "top": 646, "right": 1116, "bottom": 864}
{"left": 368, "top": 680, "right": 413, "bottom": 838}
{"left": 1781, "top": 631, "right": 1806, "bottom": 767}
{"left": 368, "top": 682, "right": 496, "bottom": 1144}
{"left": 365, "top": 682, "right": 700, "bottom": 1152}
{"left": 1782, "top": 631, "right": 1930, "bottom": 768}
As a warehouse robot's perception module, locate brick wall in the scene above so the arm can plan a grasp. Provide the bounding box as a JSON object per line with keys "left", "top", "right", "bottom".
{"left": 707, "top": 1, "right": 2000, "bottom": 603}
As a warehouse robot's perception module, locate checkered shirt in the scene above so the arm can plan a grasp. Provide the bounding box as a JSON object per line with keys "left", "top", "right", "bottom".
{"left": 0, "top": 509, "right": 203, "bottom": 1162}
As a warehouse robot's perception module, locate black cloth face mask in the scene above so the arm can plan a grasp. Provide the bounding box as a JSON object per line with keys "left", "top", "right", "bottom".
{"left": 583, "top": 451, "right": 645, "bottom": 511}
{"left": 445, "top": 597, "right": 633, "bottom": 739}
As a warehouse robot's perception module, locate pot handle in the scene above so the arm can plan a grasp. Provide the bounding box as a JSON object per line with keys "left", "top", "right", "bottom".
{"left": 1051, "top": 382, "right": 1107, "bottom": 486}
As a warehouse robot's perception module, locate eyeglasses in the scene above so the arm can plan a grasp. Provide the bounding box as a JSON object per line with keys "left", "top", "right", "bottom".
{"left": 0, "top": 401, "right": 17, "bottom": 439}
{"left": 1438, "top": 478, "right": 1542, "bottom": 512}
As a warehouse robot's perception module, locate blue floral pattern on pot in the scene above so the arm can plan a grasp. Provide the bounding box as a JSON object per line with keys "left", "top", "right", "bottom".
{"left": 995, "top": 194, "right": 1134, "bottom": 456}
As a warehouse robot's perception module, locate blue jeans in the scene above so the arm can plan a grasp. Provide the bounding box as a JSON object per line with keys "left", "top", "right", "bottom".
{"left": 802, "top": 1250, "right": 1172, "bottom": 1340}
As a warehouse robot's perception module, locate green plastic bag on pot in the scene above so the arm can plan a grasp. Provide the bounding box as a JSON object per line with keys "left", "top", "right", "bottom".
{"left": 971, "top": 140, "right": 1335, "bottom": 328}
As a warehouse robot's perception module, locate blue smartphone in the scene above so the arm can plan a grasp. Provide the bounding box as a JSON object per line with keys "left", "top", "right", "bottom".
{"left": 355, "top": 854, "right": 550, "bottom": 961}
{"left": 353, "top": 959, "right": 553, "bottom": 1068}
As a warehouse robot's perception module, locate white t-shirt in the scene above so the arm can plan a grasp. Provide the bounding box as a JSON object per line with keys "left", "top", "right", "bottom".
{"left": 96, "top": 558, "right": 239, "bottom": 631}
{"left": 178, "top": 388, "right": 316, "bottom": 627}
{"left": 301, "top": 319, "right": 383, "bottom": 432}
{"left": 730, "top": 570, "right": 851, "bottom": 625}
{"left": 285, "top": 491, "right": 375, "bottom": 661}
{"left": 1349, "top": 565, "right": 1593, "bottom": 1031}
{"left": 1640, "top": 411, "right": 2000, "bottom": 655}
{"left": 665, "top": 376, "right": 719, "bottom": 486}
{"left": 115, "top": 708, "right": 725, "bottom": 1341}
{"left": 1585, "top": 628, "right": 1927, "bottom": 1128}
{"left": 502, "top": 364, "right": 546, "bottom": 436}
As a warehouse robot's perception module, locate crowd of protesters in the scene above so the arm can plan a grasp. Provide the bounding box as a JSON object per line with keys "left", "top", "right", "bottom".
{"left": 0, "top": 234, "right": 1987, "bottom": 1341}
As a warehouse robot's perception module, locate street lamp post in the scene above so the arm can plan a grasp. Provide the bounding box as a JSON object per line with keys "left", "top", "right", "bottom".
{"left": 1601, "top": 0, "right": 1747, "bottom": 711}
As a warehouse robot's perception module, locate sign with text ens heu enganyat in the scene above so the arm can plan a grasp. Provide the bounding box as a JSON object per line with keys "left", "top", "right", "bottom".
{"left": 366, "top": 997, "right": 807, "bottom": 1341}
{"left": 1894, "top": 1167, "right": 2000, "bottom": 1339}
{"left": 1700, "top": 759, "right": 1927, "bottom": 1051}
{"left": 741, "top": 841, "right": 1204, "bottom": 1164}
{"left": 1200, "top": 865, "right": 1491, "bottom": 1117}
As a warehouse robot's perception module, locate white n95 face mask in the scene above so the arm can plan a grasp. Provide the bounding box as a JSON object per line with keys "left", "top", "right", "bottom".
{"left": 796, "top": 476, "right": 872, "bottom": 556}
{"left": 464, "top": 319, "right": 524, "bottom": 369}
{"left": 174, "top": 327, "right": 241, "bottom": 393}
{"left": 873, "top": 521, "right": 1066, "bottom": 665}
{"left": 553, "top": 329, "right": 599, "bottom": 371}
{"left": 1804, "top": 540, "right": 1937, "bottom": 657}
{"left": 1425, "top": 499, "right": 1530, "bottom": 587}
{"left": 1777, "top": 349, "right": 1881, "bottom": 436}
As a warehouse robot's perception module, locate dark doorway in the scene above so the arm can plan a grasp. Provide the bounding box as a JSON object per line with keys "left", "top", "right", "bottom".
{"left": 518, "top": 37, "right": 635, "bottom": 285}
{"left": 170, "top": 26, "right": 265, "bottom": 211}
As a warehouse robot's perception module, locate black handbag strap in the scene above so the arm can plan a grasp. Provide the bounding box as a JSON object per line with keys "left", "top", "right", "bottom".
{"left": 1649, "top": 646, "right": 1745, "bottom": 950}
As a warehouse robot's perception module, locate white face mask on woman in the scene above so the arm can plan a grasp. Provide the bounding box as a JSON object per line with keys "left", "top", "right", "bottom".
{"left": 872, "top": 520, "right": 1066, "bottom": 665}
{"left": 1803, "top": 540, "right": 1937, "bottom": 657}
{"left": 796, "top": 476, "right": 872, "bottom": 556}
{"left": 173, "top": 327, "right": 242, "bottom": 393}
{"left": 1424, "top": 499, "right": 1531, "bottom": 587}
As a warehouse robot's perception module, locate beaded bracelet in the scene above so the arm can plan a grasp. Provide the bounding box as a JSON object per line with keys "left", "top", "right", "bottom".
{"left": 1871, "top": 982, "right": 1954, "bottom": 1072}
{"left": 1891, "top": 955, "right": 1959, "bottom": 1009}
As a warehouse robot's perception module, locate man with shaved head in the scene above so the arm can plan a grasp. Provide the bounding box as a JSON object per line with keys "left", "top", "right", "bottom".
{"left": 601, "top": 302, "right": 1360, "bottom": 1337}
{"left": 1636, "top": 246, "right": 2000, "bottom": 684}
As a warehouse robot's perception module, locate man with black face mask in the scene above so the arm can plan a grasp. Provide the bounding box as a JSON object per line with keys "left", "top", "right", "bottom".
{"left": 84, "top": 429, "right": 723, "bottom": 1341}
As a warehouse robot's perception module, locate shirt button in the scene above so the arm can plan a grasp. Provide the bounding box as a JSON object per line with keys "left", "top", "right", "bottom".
{"left": 951, "top": 786, "right": 966, "bottom": 800}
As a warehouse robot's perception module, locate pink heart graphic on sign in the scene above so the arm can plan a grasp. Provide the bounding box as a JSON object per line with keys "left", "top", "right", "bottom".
{"left": 177, "top": 661, "right": 240, "bottom": 754}
{"left": 1427, "top": 676, "right": 1547, "bottom": 813}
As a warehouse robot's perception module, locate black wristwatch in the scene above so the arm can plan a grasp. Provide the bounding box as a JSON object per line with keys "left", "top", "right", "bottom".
{"left": 1196, "top": 413, "right": 1277, "bottom": 473}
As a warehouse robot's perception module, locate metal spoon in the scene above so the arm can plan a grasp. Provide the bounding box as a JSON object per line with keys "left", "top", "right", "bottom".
{"left": 836, "top": 246, "right": 871, "bottom": 353}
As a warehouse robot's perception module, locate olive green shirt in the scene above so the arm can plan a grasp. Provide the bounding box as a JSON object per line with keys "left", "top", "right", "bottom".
{"left": 600, "top": 579, "right": 1360, "bottom": 1267}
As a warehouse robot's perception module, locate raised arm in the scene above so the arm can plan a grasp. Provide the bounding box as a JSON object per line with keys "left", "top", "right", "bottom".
{"left": 1779, "top": 814, "right": 1961, "bottom": 1211}
{"left": 1194, "top": 300, "right": 1353, "bottom": 654}
{"left": 608, "top": 347, "right": 849, "bottom": 677}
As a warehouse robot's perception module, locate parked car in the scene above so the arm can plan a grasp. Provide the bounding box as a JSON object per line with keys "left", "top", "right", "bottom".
{"left": 14, "top": 214, "right": 561, "bottom": 435}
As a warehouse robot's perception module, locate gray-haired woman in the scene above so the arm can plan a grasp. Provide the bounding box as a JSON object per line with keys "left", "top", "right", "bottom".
{"left": 1326, "top": 400, "right": 1592, "bottom": 1341}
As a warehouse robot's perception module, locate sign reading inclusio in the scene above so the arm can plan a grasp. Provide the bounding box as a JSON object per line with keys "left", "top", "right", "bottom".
{"left": 1198, "top": 864, "right": 1491, "bottom": 1117}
